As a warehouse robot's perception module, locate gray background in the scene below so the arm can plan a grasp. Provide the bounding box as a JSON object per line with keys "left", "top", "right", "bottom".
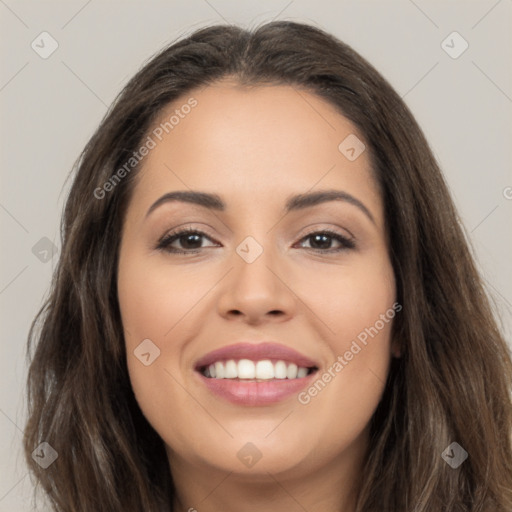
{"left": 1, "top": 1, "right": 511, "bottom": 509}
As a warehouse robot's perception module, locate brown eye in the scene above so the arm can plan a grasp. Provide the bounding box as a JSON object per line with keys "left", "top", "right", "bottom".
{"left": 156, "top": 228, "right": 218, "bottom": 253}
{"left": 156, "top": 228, "right": 356, "bottom": 255}
{"left": 297, "top": 230, "right": 355, "bottom": 252}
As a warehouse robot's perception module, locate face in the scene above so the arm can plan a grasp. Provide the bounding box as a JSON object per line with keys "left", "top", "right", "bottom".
{"left": 117, "top": 81, "right": 397, "bottom": 483}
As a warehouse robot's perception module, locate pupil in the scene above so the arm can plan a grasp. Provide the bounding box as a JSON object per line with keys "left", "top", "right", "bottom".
{"left": 182, "top": 234, "right": 201, "bottom": 249}
{"left": 311, "top": 234, "right": 331, "bottom": 249}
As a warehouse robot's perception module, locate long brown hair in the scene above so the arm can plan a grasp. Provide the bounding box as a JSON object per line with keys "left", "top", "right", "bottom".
{"left": 24, "top": 21, "right": 512, "bottom": 511}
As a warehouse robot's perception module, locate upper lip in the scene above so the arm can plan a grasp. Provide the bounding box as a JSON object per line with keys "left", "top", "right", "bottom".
{"left": 194, "top": 342, "right": 319, "bottom": 370}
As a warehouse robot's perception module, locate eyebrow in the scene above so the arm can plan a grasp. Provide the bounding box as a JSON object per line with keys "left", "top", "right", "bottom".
{"left": 145, "top": 189, "right": 375, "bottom": 224}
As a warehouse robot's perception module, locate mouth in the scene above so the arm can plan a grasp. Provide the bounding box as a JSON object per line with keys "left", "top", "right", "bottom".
{"left": 193, "top": 342, "right": 320, "bottom": 406}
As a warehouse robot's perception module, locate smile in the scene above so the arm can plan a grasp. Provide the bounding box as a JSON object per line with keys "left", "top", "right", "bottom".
{"left": 200, "top": 359, "right": 316, "bottom": 380}
{"left": 193, "top": 342, "right": 320, "bottom": 405}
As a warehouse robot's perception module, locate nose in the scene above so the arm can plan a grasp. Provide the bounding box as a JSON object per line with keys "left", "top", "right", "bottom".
{"left": 216, "top": 243, "right": 298, "bottom": 325}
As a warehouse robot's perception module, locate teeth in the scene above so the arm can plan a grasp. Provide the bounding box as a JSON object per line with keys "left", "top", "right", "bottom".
{"left": 274, "top": 360, "right": 287, "bottom": 379}
{"left": 255, "top": 360, "right": 274, "bottom": 379}
{"left": 286, "top": 363, "right": 298, "bottom": 379}
{"left": 224, "top": 360, "right": 237, "bottom": 378}
{"left": 203, "top": 359, "right": 314, "bottom": 380}
{"left": 214, "top": 361, "right": 224, "bottom": 379}
{"left": 238, "top": 359, "right": 256, "bottom": 379}
{"left": 297, "top": 367, "right": 308, "bottom": 378}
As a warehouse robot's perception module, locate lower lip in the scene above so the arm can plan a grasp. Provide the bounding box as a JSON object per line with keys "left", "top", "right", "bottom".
{"left": 196, "top": 371, "right": 317, "bottom": 406}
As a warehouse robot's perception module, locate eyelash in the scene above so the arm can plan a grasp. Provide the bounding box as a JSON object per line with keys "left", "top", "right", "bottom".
{"left": 155, "top": 227, "right": 356, "bottom": 254}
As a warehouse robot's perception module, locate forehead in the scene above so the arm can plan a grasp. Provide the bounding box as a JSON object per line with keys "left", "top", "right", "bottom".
{"left": 128, "top": 81, "right": 382, "bottom": 222}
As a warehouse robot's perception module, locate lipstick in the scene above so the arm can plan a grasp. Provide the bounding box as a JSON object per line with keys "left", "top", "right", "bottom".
{"left": 194, "top": 342, "right": 319, "bottom": 406}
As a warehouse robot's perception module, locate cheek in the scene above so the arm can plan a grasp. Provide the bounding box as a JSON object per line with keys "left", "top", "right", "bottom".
{"left": 297, "top": 250, "right": 396, "bottom": 344}
{"left": 117, "top": 252, "right": 205, "bottom": 347}
{"left": 117, "top": 255, "right": 213, "bottom": 426}
{"left": 117, "top": 254, "right": 173, "bottom": 396}
{"left": 295, "top": 253, "right": 396, "bottom": 430}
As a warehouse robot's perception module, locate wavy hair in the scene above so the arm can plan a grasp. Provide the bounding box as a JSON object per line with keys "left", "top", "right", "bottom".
{"left": 24, "top": 20, "right": 512, "bottom": 511}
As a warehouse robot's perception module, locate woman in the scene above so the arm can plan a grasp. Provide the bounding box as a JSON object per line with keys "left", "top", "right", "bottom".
{"left": 23, "top": 20, "right": 512, "bottom": 511}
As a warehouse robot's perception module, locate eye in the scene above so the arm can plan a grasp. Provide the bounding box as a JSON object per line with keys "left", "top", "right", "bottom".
{"left": 295, "top": 229, "right": 356, "bottom": 252}
{"left": 156, "top": 228, "right": 218, "bottom": 254}
{"left": 156, "top": 227, "right": 356, "bottom": 255}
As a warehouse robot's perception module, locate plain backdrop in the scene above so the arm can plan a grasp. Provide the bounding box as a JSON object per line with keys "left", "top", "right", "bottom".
{"left": 1, "top": 1, "right": 511, "bottom": 510}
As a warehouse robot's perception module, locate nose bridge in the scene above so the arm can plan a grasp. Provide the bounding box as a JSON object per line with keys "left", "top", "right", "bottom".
{"left": 233, "top": 233, "right": 281, "bottom": 296}
{"left": 216, "top": 231, "right": 297, "bottom": 321}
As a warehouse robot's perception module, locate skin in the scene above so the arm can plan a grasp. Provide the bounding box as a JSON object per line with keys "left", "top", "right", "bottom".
{"left": 117, "top": 80, "right": 399, "bottom": 512}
